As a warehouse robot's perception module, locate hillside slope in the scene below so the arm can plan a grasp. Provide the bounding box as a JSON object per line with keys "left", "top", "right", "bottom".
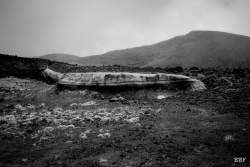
{"left": 40, "top": 53, "right": 80, "bottom": 64}
{"left": 78, "top": 31, "right": 250, "bottom": 67}
{"left": 39, "top": 31, "right": 250, "bottom": 68}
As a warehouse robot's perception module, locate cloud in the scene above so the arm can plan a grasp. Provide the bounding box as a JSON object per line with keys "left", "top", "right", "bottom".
{"left": 0, "top": 0, "right": 249, "bottom": 57}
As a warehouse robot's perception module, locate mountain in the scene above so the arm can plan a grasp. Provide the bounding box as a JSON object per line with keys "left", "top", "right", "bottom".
{"left": 41, "top": 31, "right": 250, "bottom": 68}
{"left": 40, "top": 53, "right": 80, "bottom": 64}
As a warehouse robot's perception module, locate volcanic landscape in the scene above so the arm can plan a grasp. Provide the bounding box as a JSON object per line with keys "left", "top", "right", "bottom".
{"left": 0, "top": 54, "right": 249, "bottom": 166}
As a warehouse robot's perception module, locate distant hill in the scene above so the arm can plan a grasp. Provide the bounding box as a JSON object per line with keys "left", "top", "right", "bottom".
{"left": 40, "top": 31, "right": 250, "bottom": 68}
{"left": 40, "top": 53, "right": 80, "bottom": 64}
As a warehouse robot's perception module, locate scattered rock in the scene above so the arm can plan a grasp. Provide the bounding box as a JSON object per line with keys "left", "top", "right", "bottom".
{"left": 26, "top": 104, "right": 35, "bottom": 109}
{"left": 110, "top": 94, "right": 126, "bottom": 102}
{"left": 99, "top": 157, "right": 108, "bottom": 164}
{"left": 43, "top": 127, "right": 54, "bottom": 134}
{"left": 0, "top": 115, "right": 17, "bottom": 125}
{"left": 70, "top": 103, "right": 78, "bottom": 107}
{"left": 79, "top": 129, "right": 91, "bottom": 140}
{"left": 65, "top": 140, "right": 73, "bottom": 144}
{"left": 156, "top": 95, "right": 168, "bottom": 100}
{"left": 98, "top": 132, "right": 111, "bottom": 138}
{"left": 98, "top": 129, "right": 111, "bottom": 138}
{"left": 125, "top": 117, "right": 139, "bottom": 123}
{"left": 81, "top": 101, "right": 96, "bottom": 106}
{"left": 38, "top": 103, "right": 46, "bottom": 108}
{"left": 79, "top": 90, "right": 87, "bottom": 95}
{"left": 15, "top": 104, "right": 26, "bottom": 111}
{"left": 70, "top": 101, "right": 97, "bottom": 108}
{"left": 224, "top": 134, "right": 235, "bottom": 142}
{"left": 53, "top": 107, "right": 63, "bottom": 114}
{"left": 0, "top": 97, "right": 158, "bottom": 144}
{"left": 57, "top": 124, "right": 75, "bottom": 130}
{"left": 190, "top": 79, "right": 207, "bottom": 91}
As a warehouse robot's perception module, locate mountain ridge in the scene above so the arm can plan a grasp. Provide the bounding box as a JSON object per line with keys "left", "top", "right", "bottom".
{"left": 40, "top": 31, "right": 250, "bottom": 68}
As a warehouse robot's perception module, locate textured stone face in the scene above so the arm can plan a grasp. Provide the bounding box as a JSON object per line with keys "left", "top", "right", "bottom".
{"left": 42, "top": 68, "right": 206, "bottom": 90}
{"left": 42, "top": 68, "right": 64, "bottom": 82}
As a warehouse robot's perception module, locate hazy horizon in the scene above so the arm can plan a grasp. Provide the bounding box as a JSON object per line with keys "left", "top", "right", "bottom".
{"left": 0, "top": 0, "right": 250, "bottom": 57}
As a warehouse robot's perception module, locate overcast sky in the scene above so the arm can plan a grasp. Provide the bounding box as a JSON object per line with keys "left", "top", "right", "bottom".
{"left": 0, "top": 0, "right": 250, "bottom": 57}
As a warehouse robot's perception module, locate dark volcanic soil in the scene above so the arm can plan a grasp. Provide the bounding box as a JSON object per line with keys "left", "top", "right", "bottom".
{"left": 0, "top": 73, "right": 249, "bottom": 167}
{"left": 0, "top": 54, "right": 250, "bottom": 166}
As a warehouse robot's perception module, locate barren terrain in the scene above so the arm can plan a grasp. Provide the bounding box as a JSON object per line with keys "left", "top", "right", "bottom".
{"left": 0, "top": 67, "right": 250, "bottom": 167}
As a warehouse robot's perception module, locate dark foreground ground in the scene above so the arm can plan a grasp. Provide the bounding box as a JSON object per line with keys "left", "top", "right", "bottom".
{"left": 0, "top": 72, "right": 249, "bottom": 167}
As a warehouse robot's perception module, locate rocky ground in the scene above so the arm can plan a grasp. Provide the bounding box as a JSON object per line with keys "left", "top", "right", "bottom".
{"left": 0, "top": 73, "right": 250, "bottom": 167}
